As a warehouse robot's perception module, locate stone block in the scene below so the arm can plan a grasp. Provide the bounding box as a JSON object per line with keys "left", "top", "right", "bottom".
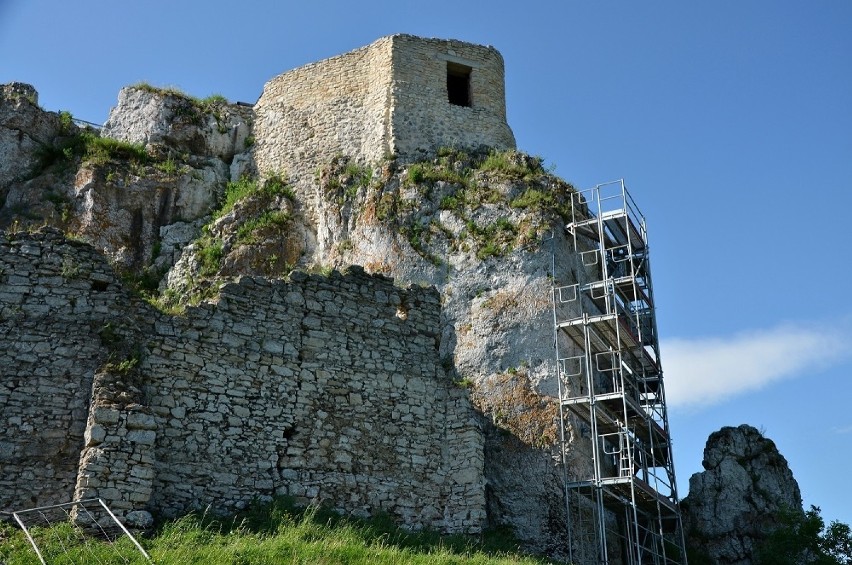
{"left": 93, "top": 407, "right": 121, "bottom": 425}
{"left": 85, "top": 424, "right": 106, "bottom": 446}
{"left": 126, "top": 430, "right": 156, "bottom": 445}
{"left": 126, "top": 412, "right": 157, "bottom": 430}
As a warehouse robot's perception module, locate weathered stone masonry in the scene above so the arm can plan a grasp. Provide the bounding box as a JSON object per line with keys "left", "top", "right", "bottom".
{"left": 0, "top": 230, "right": 132, "bottom": 512}
{"left": 1, "top": 229, "right": 485, "bottom": 532}
{"left": 254, "top": 34, "right": 516, "bottom": 182}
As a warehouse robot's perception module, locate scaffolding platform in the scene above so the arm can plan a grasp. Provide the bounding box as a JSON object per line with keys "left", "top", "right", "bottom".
{"left": 552, "top": 180, "right": 687, "bottom": 565}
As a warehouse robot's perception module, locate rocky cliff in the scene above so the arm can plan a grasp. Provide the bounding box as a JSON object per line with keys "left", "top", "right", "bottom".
{"left": 682, "top": 424, "right": 803, "bottom": 564}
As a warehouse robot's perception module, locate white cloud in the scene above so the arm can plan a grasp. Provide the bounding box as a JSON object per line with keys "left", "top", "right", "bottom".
{"left": 833, "top": 425, "right": 852, "bottom": 435}
{"left": 661, "top": 325, "right": 850, "bottom": 409}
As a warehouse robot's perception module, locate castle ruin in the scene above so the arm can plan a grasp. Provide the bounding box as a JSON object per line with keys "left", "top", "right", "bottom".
{"left": 0, "top": 35, "right": 688, "bottom": 564}
{"left": 254, "top": 34, "right": 516, "bottom": 179}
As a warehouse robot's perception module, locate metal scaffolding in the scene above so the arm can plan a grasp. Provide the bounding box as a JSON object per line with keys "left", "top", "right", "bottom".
{"left": 552, "top": 180, "right": 687, "bottom": 564}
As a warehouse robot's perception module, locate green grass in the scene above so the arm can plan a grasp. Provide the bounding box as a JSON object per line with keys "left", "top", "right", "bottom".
{"left": 155, "top": 158, "right": 178, "bottom": 176}
{"left": 464, "top": 217, "right": 518, "bottom": 260}
{"left": 236, "top": 211, "right": 291, "bottom": 245}
{"left": 218, "top": 177, "right": 259, "bottom": 218}
{"left": 83, "top": 135, "right": 149, "bottom": 165}
{"left": 406, "top": 163, "right": 469, "bottom": 187}
{"left": 478, "top": 151, "right": 545, "bottom": 180}
{"left": 343, "top": 162, "right": 373, "bottom": 191}
{"left": 196, "top": 232, "right": 224, "bottom": 277}
{"left": 131, "top": 82, "right": 192, "bottom": 99}
{"left": 38, "top": 131, "right": 149, "bottom": 170}
{"left": 217, "top": 175, "right": 294, "bottom": 220}
{"left": 131, "top": 83, "right": 230, "bottom": 109}
{"left": 0, "top": 499, "right": 555, "bottom": 565}
{"left": 509, "top": 188, "right": 572, "bottom": 220}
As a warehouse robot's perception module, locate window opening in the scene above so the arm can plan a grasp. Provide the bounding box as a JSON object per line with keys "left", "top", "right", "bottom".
{"left": 447, "top": 62, "right": 471, "bottom": 107}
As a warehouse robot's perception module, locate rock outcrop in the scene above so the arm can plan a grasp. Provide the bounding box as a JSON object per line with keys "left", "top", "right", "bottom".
{"left": 0, "top": 83, "right": 584, "bottom": 559}
{"left": 681, "top": 424, "right": 803, "bottom": 564}
{"left": 0, "top": 83, "right": 63, "bottom": 200}
{"left": 0, "top": 84, "right": 256, "bottom": 275}
{"left": 102, "top": 85, "right": 253, "bottom": 165}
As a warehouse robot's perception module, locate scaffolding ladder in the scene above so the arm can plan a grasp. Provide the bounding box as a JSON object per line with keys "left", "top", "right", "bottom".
{"left": 552, "top": 180, "right": 687, "bottom": 564}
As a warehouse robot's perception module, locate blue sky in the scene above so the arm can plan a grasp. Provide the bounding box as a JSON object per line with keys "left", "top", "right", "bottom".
{"left": 2, "top": 1, "right": 851, "bottom": 526}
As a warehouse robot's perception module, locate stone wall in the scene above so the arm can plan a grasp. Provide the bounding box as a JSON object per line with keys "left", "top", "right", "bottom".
{"left": 0, "top": 229, "right": 136, "bottom": 512}
{"left": 388, "top": 35, "right": 516, "bottom": 161}
{"left": 254, "top": 37, "right": 394, "bottom": 181}
{"left": 1, "top": 229, "right": 485, "bottom": 533}
{"left": 253, "top": 34, "right": 515, "bottom": 182}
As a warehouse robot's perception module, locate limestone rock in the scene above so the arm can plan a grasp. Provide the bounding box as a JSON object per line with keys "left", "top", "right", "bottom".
{"left": 0, "top": 83, "right": 235, "bottom": 281}
{"left": 681, "top": 424, "right": 803, "bottom": 565}
{"left": 155, "top": 219, "right": 207, "bottom": 273}
{"left": 102, "top": 86, "right": 253, "bottom": 163}
{"left": 0, "top": 83, "right": 65, "bottom": 200}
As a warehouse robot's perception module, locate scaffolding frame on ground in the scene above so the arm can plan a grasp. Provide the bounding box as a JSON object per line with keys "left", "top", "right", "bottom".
{"left": 8, "top": 498, "right": 152, "bottom": 564}
{"left": 552, "top": 180, "right": 687, "bottom": 564}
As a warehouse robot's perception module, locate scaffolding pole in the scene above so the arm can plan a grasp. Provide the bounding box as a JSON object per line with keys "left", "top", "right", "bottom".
{"left": 552, "top": 180, "right": 688, "bottom": 565}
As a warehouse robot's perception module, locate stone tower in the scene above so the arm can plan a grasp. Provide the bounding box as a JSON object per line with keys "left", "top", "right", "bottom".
{"left": 253, "top": 34, "right": 516, "bottom": 180}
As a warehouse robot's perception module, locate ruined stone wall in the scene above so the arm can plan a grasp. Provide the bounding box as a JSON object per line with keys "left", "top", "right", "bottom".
{"left": 388, "top": 35, "right": 515, "bottom": 160}
{"left": 254, "top": 37, "right": 394, "bottom": 181}
{"left": 0, "top": 229, "right": 137, "bottom": 512}
{"left": 253, "top": 34, "right": 515, "bottom": 182}
{"left": 1, "top": 230, "right": 485, "bottom": 533}
{"left": 140, "top": 270, "right": 484, "bottom": 531}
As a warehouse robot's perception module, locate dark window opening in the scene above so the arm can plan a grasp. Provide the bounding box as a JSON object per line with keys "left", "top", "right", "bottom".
{"left": 447, "top": 62, "right": 471, "bottom": 107}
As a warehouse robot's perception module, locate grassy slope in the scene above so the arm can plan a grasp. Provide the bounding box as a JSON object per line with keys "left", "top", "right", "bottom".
{"left": 0, "top": 499, "right": 561, "bottom": 565}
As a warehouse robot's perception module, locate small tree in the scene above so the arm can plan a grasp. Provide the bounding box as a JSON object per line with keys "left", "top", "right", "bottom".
{"left": 755, "top": 506, "right": 852, "bottom": 565}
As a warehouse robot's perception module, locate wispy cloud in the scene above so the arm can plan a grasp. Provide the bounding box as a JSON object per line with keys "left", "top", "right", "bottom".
{"left": 833, "top": 425, "right": 852, "bottom": 435}
{"left": 662, "top": 324, "right": 850, "bottom": 409}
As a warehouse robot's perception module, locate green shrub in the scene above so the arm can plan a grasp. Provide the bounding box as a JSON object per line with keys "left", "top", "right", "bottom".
{"left": 217, "top": 178, "right": 256, "bottom": 219}
{"left": 131, "top": 82, "right": 188, "bottom": 98}
{"left": 510, "top": 188, "right": 573, "bottom": 220}
{"left": 58, "top": 110, "right": 74, "bottom": 134}
{"left": 455, "top": 377, "right": 475, "bottom": 389}
{"left": 82, "top": 135, "right": 148, "bottom": 165}
{"left": 217, "top": 174, "right": 293, "bottom": 220}
{"left": 200, "top": 93, "right": 228, "bottom": 106}
{"left": 236, "top": 211, "right": 291, "bottom": 245}
{"left": 755, "top": 505, "right": 852, "bottom": 565}
{"left": 262, "top": 173, "right": 295, "bottom": 200}
{"left": 479, "top": 150, "right": 545, "bottom": 180}
{"left": 155, "top": 158, "right": 177, "bottom": 176}
{"left": 510, "top": 189, "right": 552, "bottom": 210}
{"left": 440, "top": 195, "right": 462, "bottom": 211}
{"left": 36, "top": 131, "right": 148, "bottom": 170}
{"left": 196, "top": 233, "right": 223, "bottom": 277}
{"left": 408, "top": 163, "right": 426, "bottom": 184}
{"left": 477, "top": 242, "right": 500, "bottom": 260}
{"left": 344, "top": 162, "right": 373, "bottom": 189}
{"left": 375, "top": 192, "right": 396, "bottom": 221}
